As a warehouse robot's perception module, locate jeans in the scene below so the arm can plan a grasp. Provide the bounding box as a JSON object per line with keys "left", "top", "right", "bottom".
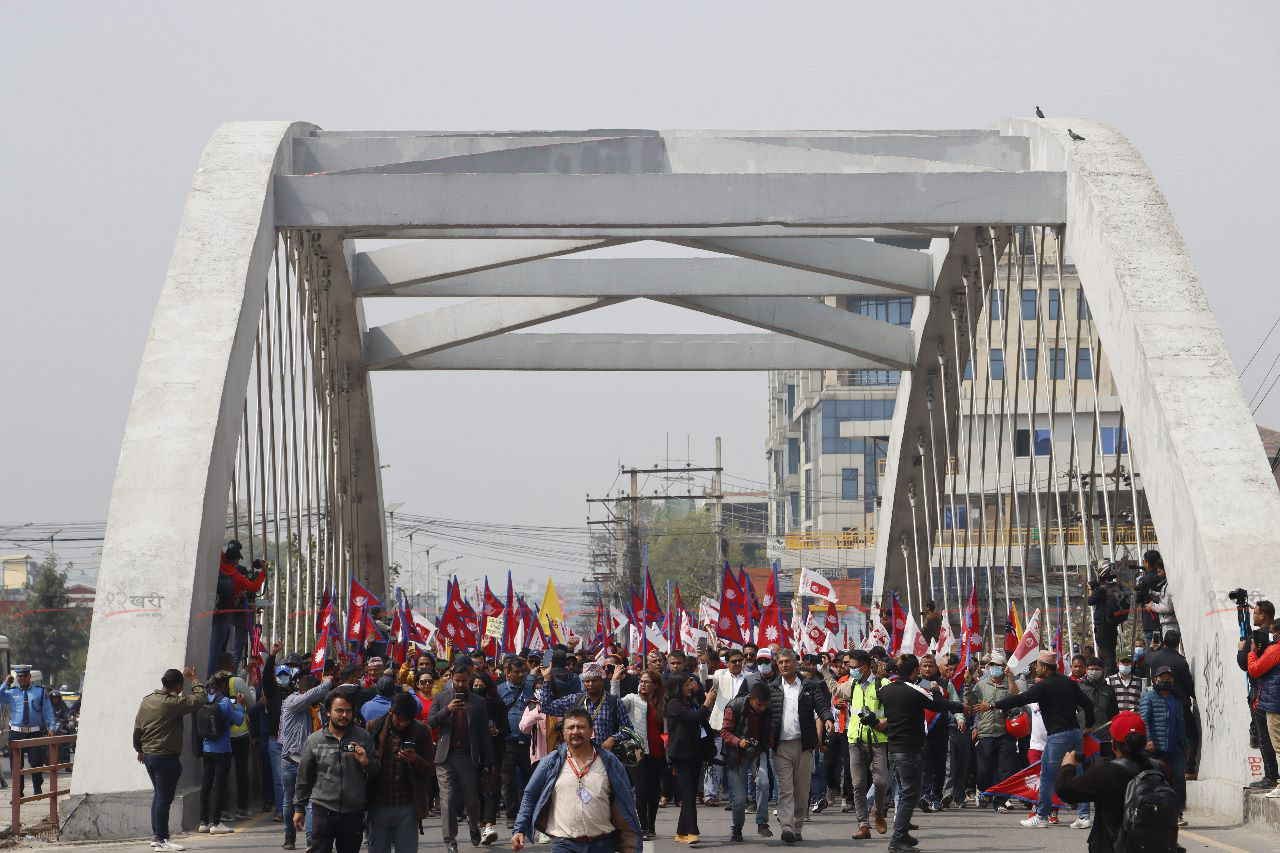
{"left": 143, "top": 754, "right": 182, "bottom": 842}
{"left": 200, "top": 752, "right": 232, "bottom": 825}
{"left": 549, "top": 837, "right": 615, "bottom": 853}
{"left": 809, "top": 744, "right": 826, "bottom": 801}
{"left": 368, "top": 804, "right": 418, "bottom": 853}
{"left": 887, "top": 751, "right": 923, "bottom": 844}
{"left": 310, "top": 804, "right": 364, "bottom": 853}
{"left": 975, "top": 735, "right": 1017, "bottom": 808}
{"left": 500, "top": 739, "right": 532, "bottom": 823}
{"left": 1037, "top": 729, "right": 1082, "bottom": 819}
{"left": 702, "top": 736, "right": 725, "bottom": 800}
{"left": 1158, "top": 748, "right": 1187, "bottom": 813}
{"left": 848, "top": 741, "right": 889, "bottom": 827}
{"left": 208, "top": 612, "right": 232, "bottom": 676}
{"left": 267, "top": 739, "right": 284, "bottom": 816}
{"left": 921, "top": 730, "right": 949, "bottom": 804}
{"left": 673, "top": 758, "right": 702, "bottom": 836}
{"left": 281, "top": 758, "right": 313, "bottom": 844}
{"left": 727, "top": 753, "right": 769, "bottom": 830}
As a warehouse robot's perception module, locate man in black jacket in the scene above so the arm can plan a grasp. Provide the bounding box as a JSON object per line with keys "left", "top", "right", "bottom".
{"left": 878, "top": 654, "right": 967, "bottom": 853}
{"left": 721, "top": 682, "right": 774, "bottom": 841}
{"left": 1238, "top": 600, "right": 1276, "bottom": 789}
{"left": 767, "top": 649, "right": 833, "bottom": 844}
{"left": 427, "top": 658, "right": 495, "bottom": 853}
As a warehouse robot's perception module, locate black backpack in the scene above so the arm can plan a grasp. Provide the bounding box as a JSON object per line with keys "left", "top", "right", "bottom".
{"left": 1114, "top": 757, "right": 1179, "bottom": 853}
{"left": 195, "top": 700, "right": 227, "bottom": 741}
{"left": 215, "top": 571, "right": 236, "bottom": 611}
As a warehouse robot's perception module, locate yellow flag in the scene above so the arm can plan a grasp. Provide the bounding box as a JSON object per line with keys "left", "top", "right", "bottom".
{"left": 539, "top": 577, "right": 568, "bottom": 644}
{"left": 1011, "top": 601, "right": 1023, "bottom": 639}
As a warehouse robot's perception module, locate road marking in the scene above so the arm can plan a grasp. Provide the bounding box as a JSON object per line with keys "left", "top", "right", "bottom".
{"left": 1180, "top": 828, "right": 1258, "bottom": 853}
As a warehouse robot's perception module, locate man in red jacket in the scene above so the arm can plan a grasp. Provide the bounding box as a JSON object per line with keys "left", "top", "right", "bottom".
{"left": 209, "top": 540, "right": 268, "bottom": 674}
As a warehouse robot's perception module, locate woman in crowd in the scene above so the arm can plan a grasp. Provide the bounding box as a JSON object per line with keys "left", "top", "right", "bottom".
{"left": 665, "top": 671, "right": 717, "bottom": 844}
{"left": 616, "top": 668, "right": 667, "bottom": 840}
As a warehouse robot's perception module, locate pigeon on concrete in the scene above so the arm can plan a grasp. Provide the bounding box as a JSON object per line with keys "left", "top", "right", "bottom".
{"left": 1036, "top": 106, "right": 1045, "bottom": 118}
{"left": 1068, "top": 129, "right": 1086, "bottom": 141}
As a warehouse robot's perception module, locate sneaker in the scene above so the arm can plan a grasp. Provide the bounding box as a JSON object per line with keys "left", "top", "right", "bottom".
{"left": 746, "top": 802, "right": 757, "bottom": 814}
{"left": 810, "top": 796, "right": 829, "bottom": 814}
{"left": 1248, "top": 777, "right": 1278, "bottom": 789}
{"left": 730, "top": 830, "right": 744, "bottom": 842}
{"left": 1070, "top": 817, "right": 1092, "bottom": 829}
{"left": 841, "top": 800, "right": 854, "bottom": 813}
{"left": 273, "top": 813, "right": 284, "bottom": 822}
{"left": 480, "top": 826, "right": 498, "bottom": 846}
{"left": 234, "top": 809, "right": 251, "bottom": 820}
{"left": 208, "top": 824, "right": 234, "bottom": 834}
{"left": 780, "top": 829, "right": 795, "bottom": 844}
{"left": 901, "top": 833, "right": 919, "bottom": 847}
{"left": 159, "top": 843, "right": 186, "bottom": 852}
{"left": 1266, "top": 785, "right": 1280, "bottom": 798}
{"left": 642, "top": 832, "right": 655, "bottom": 841}
{"left": 151, "top": 842, "right": 162, "bottom": 849}
{"left": 1048, "top": 813, "right": 1060, "bottom": 825}
{"left": 1019, "top": 815, "right": 1048, "bottom": 828}
{"left": 446, "top": 842, "right": 459, "bottom": 853}
{"left": 197, "top": 824, "right": 210, "bottom": 834}
{"left": 281, "top": 844, "right": 296, "bottom": 850}
{"left": 724, "top": 803, "right": 733, "bottom": 811}
{"left": 918, "top": 799, "right": 934, "bottom": 813}
{"left": 1176, "top": 814, "right": 1188, "bottom": 826}
{"left": 995, "top": 804, "right": 1010, "bottom": 814}
{"left": 757, "top": 824, "right": 773, "bottom": 837}
{"left": 941, "top": 794, "right": 954, "bottom": 809}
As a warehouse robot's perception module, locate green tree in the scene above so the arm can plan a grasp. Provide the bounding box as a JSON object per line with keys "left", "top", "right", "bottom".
{"left": 9, "top": 554, "right": 90, "bottom": 686}
{"left": 641, "top": 503, "right": 748, "bottom": 607}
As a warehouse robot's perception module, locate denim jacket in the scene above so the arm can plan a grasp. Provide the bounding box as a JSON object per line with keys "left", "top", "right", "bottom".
{"left": 513, "top": 744, "right": 641, "bottom": 853}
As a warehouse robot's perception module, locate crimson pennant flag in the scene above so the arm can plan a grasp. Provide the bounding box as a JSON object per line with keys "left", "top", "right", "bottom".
{"left": 438, "top": 576, "right": 478, "bottom": 649}
{"left": 739, "top": 566, "right": 762, "bottom": 626}
{"left": 825, "top": 601, "right": 840, "bottom": 636}
{"left": 639, "top": 570, "right": 664, "bottom": 624}
{"left": 503, "top": 572, "right": 518, "bottom": 655}
{"left": 716, "top": 562, "right": 748, "bottom": 646}
{"left": 755, "top": 560, "right": 786, "bottom": 647}
{"left": 1004, "top": 604, "right": 1020, "bottom": 654}
{"left": 890, "top": 592, "right": 907, "bottom": 652}
{"left": 248, "top": 623, "right": 266, "bottom": 686}
{"left": 316, "top": 586, "right": 332, "bottom": 636}
{"left": 982, "top": 759, "right": 1068, "bottom": 807}
{"left": 309, "top": 631, "right": 329, "bottom": 675}
{"left": 345, "top": 578, "right": 382, "bottom": 644}
{"left": 959, "top": 584, "right": 980, "bottom": 669}
{"left": 483, "top": 578, "right": 505, "bottom": 618}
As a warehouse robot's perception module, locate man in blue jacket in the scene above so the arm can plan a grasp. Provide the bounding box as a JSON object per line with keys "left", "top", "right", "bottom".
{"left": 1140, "top": 665, "right": 1190, "bottom": 824}
{"left": 497, "top": 656, "right": 536, "bottom": 831}
{"left": 197, "top": 671, "right": 246, "bottom": 834}
{"left": 512, "top": 708, "right": 641, "bottom": 853}
{"left": 2, "top": 666, "right": 56, "bottom": 797}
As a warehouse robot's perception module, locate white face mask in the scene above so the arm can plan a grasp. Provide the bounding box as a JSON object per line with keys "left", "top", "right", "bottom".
{"left": 1086, "top": 669, "right": 1104, "bottom": 682}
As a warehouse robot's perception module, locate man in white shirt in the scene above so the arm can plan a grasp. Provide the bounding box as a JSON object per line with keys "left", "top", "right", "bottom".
{"left": 767, "top": 649, "right": 833, "bottom": 844}
{"left": 704, "top": 650, "right": 760, "bottom": 804}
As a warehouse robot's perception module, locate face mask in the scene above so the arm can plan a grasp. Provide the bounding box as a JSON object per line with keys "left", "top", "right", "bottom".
{"left": 1134, "top": 647, "right": 1145, "bottom": 659}
{"left": 1086, "top": 669, "right": 1103, "bottom": 682}
{"left": 276, "top": 673, "right": 292, "bottom": 687}
{"left": 758, "top": 663, "right": 772, "bottom": 675}
{"left": 1118, "top": 664, "right": 1132, "bottom": 677}
{"left": 989, "top": 665, "right": 1004, "bottom": 679}
{"left": 1156, "top": 680, "right": 1173, "bottom": 692}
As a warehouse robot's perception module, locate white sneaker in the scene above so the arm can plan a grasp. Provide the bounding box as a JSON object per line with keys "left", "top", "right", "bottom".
{"left": 479, "top": 826, "right": 498, "bottom": 845}
{"left": 208, "top": 824, "right": 234, "bottom": 834}
{"left": 1266, "top": 785, "right": 1280, "bottom": 799}
{"left": 196, "top": 824, "right": 210, "bottom": 834}
{"left": 1070, "top": 817, "right": 1092, "bottom": 829}
{"left": 150, "top": 842, "right": 162, "bottom": 849}
{"left": 1019, "top": 815, "right": 1049, "bottom": 828}
{"left": 159, "top": 842, "right": 186, "bottom": 851}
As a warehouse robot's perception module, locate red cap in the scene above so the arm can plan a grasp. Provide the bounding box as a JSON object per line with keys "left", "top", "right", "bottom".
{"left": 1111, "top": 710, "right": 1146, "bottom": 742}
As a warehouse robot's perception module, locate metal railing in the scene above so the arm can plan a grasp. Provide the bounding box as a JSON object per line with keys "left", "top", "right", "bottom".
{"left": 782, "top": 524, "right": 1158, "bottom": 551}
{"left": 9, "top": 733, "right": 74, "bottom": 834}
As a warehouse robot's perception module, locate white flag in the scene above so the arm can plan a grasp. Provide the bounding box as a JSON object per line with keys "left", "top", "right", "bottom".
{"left": 935, "top": 619, "right": 955, "bottom": 657}
{"left": 644, "top": 623, "right": 670, "bottom": 653}
{"left": 627, "top": 624, "right": 640, "bottom": 655}
{"left": 1008, "top": 609, "right": 1043, "bottom": 676}
{"left": 898, "top": 612, "right": 929, "bottom": 657}
{"left": 865, "top": 620, "right": 890, "bottom": 651}
{"left": 797, "top": 568, "right": 839, "bottom": 603}
{"left": 699, "top": 596, "right": 720, "bottom": 628}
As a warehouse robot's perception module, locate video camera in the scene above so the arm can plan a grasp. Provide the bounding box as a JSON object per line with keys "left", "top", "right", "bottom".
{"left": 1229, "top": 588, "right": 1251, "bottom": 634}
{"left": 1089, "top": 560, "right": 1121, "bottom": 590}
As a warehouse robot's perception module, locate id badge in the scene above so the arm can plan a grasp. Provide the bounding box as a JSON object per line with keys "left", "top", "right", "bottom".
{"left": 577, "top": 787, "right": 593, "bottom": 804}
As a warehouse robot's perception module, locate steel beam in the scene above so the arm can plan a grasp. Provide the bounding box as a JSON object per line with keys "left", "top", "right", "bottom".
{"left": 733, "top": 134, "right": 1030, "bottom": 171}
{"left": 346, "top": 226, "right": 943, "bottom": 240}
{"left": 353, "top": 238, "right": 620, "bottom": 295}
{"left": 294, "top": 135, "right": 624, "bottom": 174}
{"left": 274, "top": 171, "right": 1067, "bottom": 229}
{"left": 661, "top": 296, "right": 916, "bottom": 369}
{"left": 354, "top": 256, "right": 924, "bottom": 298}
{"left": 363, "top": 296, "right": 626, "bottom": 369}
{"left": 669, "top": 236, "right": 934, "bottom": 294}
{"left": 388, "top": 333, "right": 881, "bottom": 371}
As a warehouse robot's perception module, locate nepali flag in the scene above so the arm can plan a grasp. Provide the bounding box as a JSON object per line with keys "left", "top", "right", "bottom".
{"left": 756, "top": 561, "right": 786, "bottom": 648}
{"left": 316, "top": 586, "right": 332, "bottom": 637}
{"left": 798, "top": 568, "right": 838, "bottom": 603}
{"left": 983, "top": 734, "right": 1099, "bottom": 806}
{"left": 439, "top": 577, "right": 478, "bottom": 649}
{"left": 503, "top": 572, "right": 518, "bottom": 655}
{"left": 890, "top": 592, "right": 907, "bottom": 652}
{"left": 959, "top": 584, "right": 981, "bottom": 676}
{"left": 825, "top": 601, "right": 840, "bottom": 636}
{"left": 739, "top": 566, "right": 762, "bottom": 626}
{"left": 345, "top": 578, "right": 383, "bottom": 644}
{"left": 716, "top": 562, "right": 748, "bottom": 646}
{"left": 483, "top": 578, "right": 505, "bottom": 618}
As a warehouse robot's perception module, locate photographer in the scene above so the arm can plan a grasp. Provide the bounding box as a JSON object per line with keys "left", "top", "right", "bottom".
{"left": 210, "top": 540, "right": 268, "bottom": 674}
{"left": 293, "top": 689, "right": 380, "bottom": 853}
{"left": 1134, "top": 550, "right": 1165, "bottom": 644}
{"left": 1239, "top": 599, "right": 1278, "bottom": 791}
{"left": 721, "top": 681, "right": 774, "bottom": 841}
{"left": 1088, "top": 564, "right": 1129, "bottom": 674}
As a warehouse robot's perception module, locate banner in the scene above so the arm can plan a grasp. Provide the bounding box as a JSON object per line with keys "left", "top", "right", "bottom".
{"left": 797, "top": 568, "right": 838, "bottom": 603}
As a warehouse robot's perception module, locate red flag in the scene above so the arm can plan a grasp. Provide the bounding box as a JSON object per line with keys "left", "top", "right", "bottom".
{"left": 483, "top": 579, "right": 505, "bottom": 618}
{"left": 345, "top": 578, "right": 382, "bottom": 643}
{"left": 756, "top": 562, "right": 785, "bottom": 647}
{"left": 316, "top": 586, "right": 332, "bottom": 636}
{"left": 439, "top": 578, "right": 478, "bottom": 648}
{"left": 638, "top": 572, "right": 664, "bottom": 624}
{"left": 503, "top": 572, "right": 518, "bottom": 655}
{"left": 825, "top": 601, "right": 840, "bottom": 636}
{"left": 1004, "top": 604, "right": 1019, "bottom": 654}
{"left": 716, "top": 563, "right": 748, "bottom": 646}
{"left": 739, "top": 567, "right": 762, "bottom": 625}
{"left": 890, "top": 593, "right": 907, "bottom": 651}
{"left": 983, "top": 760, "right": 1067, "bottom": 807}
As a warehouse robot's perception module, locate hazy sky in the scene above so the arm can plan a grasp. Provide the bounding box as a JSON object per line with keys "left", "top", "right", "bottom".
{"left": 4, "top": 3, "right": 1279, "bottom": 592}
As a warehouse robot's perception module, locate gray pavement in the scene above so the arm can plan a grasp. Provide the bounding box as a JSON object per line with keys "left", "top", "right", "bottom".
{"left": 16, "top": 796, "right": 1277, "bottom": 853}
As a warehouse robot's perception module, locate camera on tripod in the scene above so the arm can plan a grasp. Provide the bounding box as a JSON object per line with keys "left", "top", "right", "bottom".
{"left": 1228, "top": 588, "right": 1251, "bottom": 634}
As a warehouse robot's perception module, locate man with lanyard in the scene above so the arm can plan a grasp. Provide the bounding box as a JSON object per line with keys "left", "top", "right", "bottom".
{"left": 497, "top": 656, "right": 536, "bottom": 831}
{"left": 2, "top": 666, "right": 55, "bottom": 798}
{"left": 821, "top": 649, "right": 890, "bottom": 839}
{"left": 536, "top": 662, "right": 630, "bottom": 750}
{"left": 976, "top": 653, "right": 1095, "bottom": 830}
{"left": 511, "top": 708, "right": 642, "bottom": 853}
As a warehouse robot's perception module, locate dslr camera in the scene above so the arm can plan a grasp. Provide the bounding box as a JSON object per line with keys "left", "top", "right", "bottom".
{"left": 1228, "top": 588, "right": 1250, "bottom": 608}
{"left": 857, "top": 708, "right": 880, "bottom": 729}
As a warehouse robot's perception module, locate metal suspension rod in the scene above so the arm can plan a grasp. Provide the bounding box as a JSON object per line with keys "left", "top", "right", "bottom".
{"left": 923, "top": 379, "right": 949, "bottom": 619}
{"left": 994, "top": 229, "right": 1030, "bottom": 632}
{"left": 935, "top": 348, "right": 960, "bottom": 622}
{"left": 265, "top": 242, "right": 283, "bottom": 647}
{"left": 972, "top": 231, "right": 1005, "bottom": 646}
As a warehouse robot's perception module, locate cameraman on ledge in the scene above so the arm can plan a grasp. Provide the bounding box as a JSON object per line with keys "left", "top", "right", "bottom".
{"left": 1088, "top": 563, "right": 1129, "bottom": 675}
{"left": 1238, "top": 598, "right": 1276, "bottom": 790}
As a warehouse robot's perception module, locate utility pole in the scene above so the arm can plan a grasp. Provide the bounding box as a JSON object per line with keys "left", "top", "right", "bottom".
{"left": 714, "top": 436, "right": 724, "bottom": 567}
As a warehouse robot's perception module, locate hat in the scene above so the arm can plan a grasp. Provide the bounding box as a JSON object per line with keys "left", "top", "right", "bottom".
{"left": 211, "top": 669, "right": 234, "bottom": 683}
{"left": 989, "top": 653, "right": 1007, "bottom": 666}
{"left": 366, "top": 657, "right": 385, "bottom": 667}
{"left": 12, "top": 665, "right": 31, "bottom": 675}
{"left": 274, "top": 665, "right": 292, "bottom": 677}
{"left": 756, "top": 649, "right": 773, "bottom": 659}
{"left": 1038, "top": 650, "right": 1056, "bottom": 664}
{"left": 1152, "top": 665, "right": 1174, "bottom": 678}
{"left": 1111, "top": 710, "right": 1147, "bottom": 741}
{"left": 580, "top": 662, "right": 605, "bottom": 680}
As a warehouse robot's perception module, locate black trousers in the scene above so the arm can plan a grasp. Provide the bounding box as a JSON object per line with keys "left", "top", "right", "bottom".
{"left": 309, "top": 804, "right": 365, "bottom": 853}
{"left": 974, "top": 735, "right": 1017, "bottom": 808}
{"left": 921, "top": 731, "right": 948, "bottom": 802}
{"left": 480, "top": 737, "right": 502, "bottom": 824}
{"left": 10, "top": 731, "right": 47, "bottom": 795}
{"left": 500, "top": 740, "right": 532, "bottom": 822}
{"left": 1254, "top": 705, "right": 1279, "bottom": 781}
{"left": 629, "top": 754, "right": 665, "bottom": 833}
{"left": 200, "top": 752, "right": 232, "bottom": 824}
{"left": 230, "top": 735, "right": 250, "bottom": 811}
{"left": 673, "top": 758, "right": 701, "bottom": 837}
{"left": 823, "top": 733, "right": 851, "bottom": 798}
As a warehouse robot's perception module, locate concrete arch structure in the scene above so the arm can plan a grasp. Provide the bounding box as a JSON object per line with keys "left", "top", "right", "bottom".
{"left": 68, "top": 120, "right": 1276, "bottom": 836}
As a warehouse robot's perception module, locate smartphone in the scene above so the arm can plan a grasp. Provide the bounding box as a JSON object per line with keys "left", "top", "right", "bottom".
{"left": 399, "top": 741, "right": 415, "bottom": 752}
